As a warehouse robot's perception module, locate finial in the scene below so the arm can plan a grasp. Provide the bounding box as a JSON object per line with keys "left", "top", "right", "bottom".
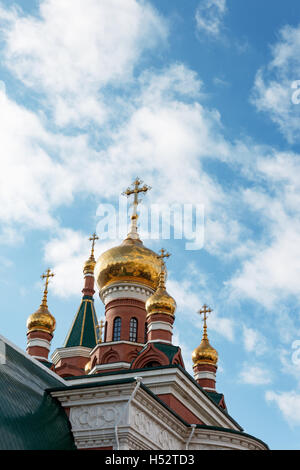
{"left": 122, "top": 177, "right": 151, "bottom": 240}
{"left": 89, "top": 232, "right": 99, "bottom": 259}
{"left": 198, "top": 304, "right": 213, "bottom": 340}
{"left": 157, "top": 249, "right": 171, "bottom": 288}
{"left": 40, "top": 269, "right": 55, "bottom": 309}
{"left": 96, "top": 319, "right": 105, "bottom": 343}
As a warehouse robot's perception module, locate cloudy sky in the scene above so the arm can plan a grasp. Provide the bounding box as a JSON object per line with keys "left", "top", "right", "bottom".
{"left": 0, "top": 0, "right": 300, "bottom": 450}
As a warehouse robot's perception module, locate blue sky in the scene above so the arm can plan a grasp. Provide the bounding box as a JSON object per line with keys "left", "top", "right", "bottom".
{"left": 0, "top": 0, "right": 300, "bottom": 450}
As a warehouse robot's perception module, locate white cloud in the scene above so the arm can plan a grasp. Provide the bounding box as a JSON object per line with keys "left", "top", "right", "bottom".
{"left": 266, "top": 390, "right": 300, "bottom": 425}
{"left": 167, "top": 277, "right": 235, "bottom": 341}
{"left": 251, "top": 24, "right": 300, "bottom": 143}
{"left": 195, "top": 0, "right": 227, "bottom": 38}
{"left": 239, "top": 364, "right": 272, "bottom": 385}
{"left": 228, "top": 150, "right": 300, "bottom": 311}
{"left": 242, "top": 326, "right": 268, "bottom": 356}
{"left": 0, "top": 0, "right": 167, "bottom": 127}
{"left": 43, "top": 228, "right": 115, "bottom": 298}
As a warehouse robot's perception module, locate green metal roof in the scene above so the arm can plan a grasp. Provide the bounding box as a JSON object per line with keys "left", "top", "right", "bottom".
{"left": 0, "top": 338, "right": 76, "bottom": 450}
{"left": 64, "top": 295, "right": 99, "bottom": 348}
{"left": 153, "top": 342, "right": 180, "bottom": 362}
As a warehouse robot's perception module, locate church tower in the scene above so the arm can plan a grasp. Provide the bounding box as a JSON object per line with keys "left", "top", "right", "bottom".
{"left": 52, "top": 235, "right": 100, "bottom": 377}
{"left": 145, "top": 249, "right": 176, "bottom": 344}
{"left": 26, "top": 269, "right": 56, "bottom": 363}
{"left": 192, "top": 304, "right": 218, "bottom": 392}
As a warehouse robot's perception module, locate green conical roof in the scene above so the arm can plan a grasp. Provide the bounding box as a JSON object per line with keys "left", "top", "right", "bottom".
{"left": 64, "top": 296, "right": 99, "bottom": 348}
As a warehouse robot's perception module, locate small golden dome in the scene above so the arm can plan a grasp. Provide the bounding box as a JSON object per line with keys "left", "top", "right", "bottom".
{"left": 27, "top": 305, "right": 56, "bottom": 335}
{"left": 83, "top": 256, "right": 96, "bottom": 275}
{"left": 145, "top": 269, "right": 176, "bottom": 317}
{"left": 95, "top": 237, "right": 162, "bottom": 292}
{"left": 192, "top": 338, "right": 218, "bottom": 366}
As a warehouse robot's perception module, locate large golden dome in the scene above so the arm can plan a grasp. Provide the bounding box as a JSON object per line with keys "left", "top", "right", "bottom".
{"left": 95, "top": 237, "right": 162, "bottom": 291}
{"left": 192, "top": 338, "right": 218, "bottom": 366}
{"left": 27, "top": 305, "right": 56, "bottom": 335}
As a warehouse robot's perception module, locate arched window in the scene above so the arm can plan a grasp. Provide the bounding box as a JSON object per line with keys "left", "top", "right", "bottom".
{"left": 129, "top": 317, "right": 138, "bottom": 342}
{"left": 144, "top": 322, "right": 148, "bottom": 343}
{"left": 113, "top": 317, "right": 121, "bottom": 341}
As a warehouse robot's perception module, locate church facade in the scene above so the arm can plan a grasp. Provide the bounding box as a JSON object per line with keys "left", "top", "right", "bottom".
{"left": 1, "top": 179, "right": 268, "bottom": 450}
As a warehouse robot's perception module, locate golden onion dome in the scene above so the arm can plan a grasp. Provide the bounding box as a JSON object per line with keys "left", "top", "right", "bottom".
{"left": 145, "top": 269, "right": 176, "bottom": 317}
{"left": 95, "top": 237, "right": 162, "bottom": 292}
{"left": 83, "top": 256, "right": 96, "bottom": 275}
{"left": 192, "top": 338, "right": 218, "bottom": 366}
{"left": 27, "top": 305, "right": 56, "bottom": 335}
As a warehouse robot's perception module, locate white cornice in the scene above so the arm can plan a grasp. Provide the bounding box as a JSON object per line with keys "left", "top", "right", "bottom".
{"left": 90, "top": 362, "right": 131, "bottom": 374}
{"left": 65, "top": 367, "right": 240, "bottom": 430}
{"left": 90, "top": 340, "right": 144, "bottom": 356}
{"left": 51, "top": 346, "right": 91, "bottom": 365}
{"left": 100, "top": 282, "right": 154, "bottom": 305}
{"left": 50, "top": 381, "right": 267, "bottom": 450}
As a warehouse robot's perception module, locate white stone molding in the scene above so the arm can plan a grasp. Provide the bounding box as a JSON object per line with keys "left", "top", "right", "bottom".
{"left": 66, "top": 367, "right": 240, "bottom": 430}
{"left": 27, "top": 338, "right": 51, "bottom": 351}
{"left": 51, "top": 346, "right": 91, "bottom": 365}
{"left": 194, "top": 371, "right": 216, "bottom": 382}
{"left": 90, "top": 362, "right": 131, "bottom": 374}
{"left": 148, "top": 322, "right": 173, "bottom": 333}
{"left": 50, "top": 381, "right": 267, "bottom": 450}
{"left": 100, "top": 282, "right": 154, "bottom": 305}
{"left": 51, "top": 381, "right": 186, "bottom": 450}
{"left": 189, "top": 428, "right": 267, "bottom": 450}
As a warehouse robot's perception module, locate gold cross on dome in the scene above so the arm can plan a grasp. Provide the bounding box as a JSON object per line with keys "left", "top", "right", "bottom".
{"left": 122, "top": 178, "right": 151, "bottom": 239}
{"left": 89, "top": 232, "right": 99, "bottom": 258}
{"left": 122, "top": 177, "right": 151, "bottom": 205}
{"left": 198, "top": 304, "right": 213, "bottom": 339}
{"left": 40, "top": 269, "right": 55, "bottom": 307}
{"left": 158, "top": 248, "right": 171, "bottom": 262}
{"left": 97, "top": 319, "right": 105, "bottom": 343}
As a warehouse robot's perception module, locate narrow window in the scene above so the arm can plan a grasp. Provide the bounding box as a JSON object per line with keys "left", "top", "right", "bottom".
{"left": 144, "top": 322, "right": 148, "bottom": 343}
{"left": 129, "top": 317, "right": 138, "bottom": 342}
{"left": 113, "top": 317, "right": 121, "bottom": 341}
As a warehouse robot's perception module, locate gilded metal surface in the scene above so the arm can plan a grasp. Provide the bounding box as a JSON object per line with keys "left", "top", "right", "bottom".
{"left": 27, "top": 305, "right": 56, "bottom": 334}
{"left": 145, "top": 287, "right": 176, "bottom": 317}
{"left": 83, "top": 257, "right": 96, "bottom": 275}
{"left": 146, "top": 256, "right": 176, "bottom": 317}
{"left": 192, "top": 338, "right": 218, "bottom": 366}
{"left": 95, "top": 238, "right": 162, "bottom": 291}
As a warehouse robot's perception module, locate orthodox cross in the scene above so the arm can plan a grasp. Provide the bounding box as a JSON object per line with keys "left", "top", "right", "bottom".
{"left": 157, "top": 248, "right": 171, "bottom": 269}
{"left": 122, "top": 178, "right": 151, "bottom": 238}
{"left": 157, "top": 248, "right": 171, "bottom": 285}
{"left": 198, "top": 304, "right": 213, "bottom": 340}
{"left": 97, "top": 319, "right": 105, "bottom": 343}
{"left": 40, "top": 269, "right": 55, "bottom": 307}
{"left": 89, "top": 232, "right": 99, "bottom": 259}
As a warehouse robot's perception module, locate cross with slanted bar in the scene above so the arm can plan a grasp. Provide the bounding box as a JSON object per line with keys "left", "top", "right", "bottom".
{"left": 198, "top": 304, "right": 213, "bottom": 339}
{"left": 122, "top": 177, "right": 151, "bottom": 217}
{"left": 89, "top": 232, "right": 99, "bottom": 258}
{"left": 40, "top": 269, "right": 55, "bottom": 307}
{"left": 122, "top": 178, "right": 151, "bottom": 238}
